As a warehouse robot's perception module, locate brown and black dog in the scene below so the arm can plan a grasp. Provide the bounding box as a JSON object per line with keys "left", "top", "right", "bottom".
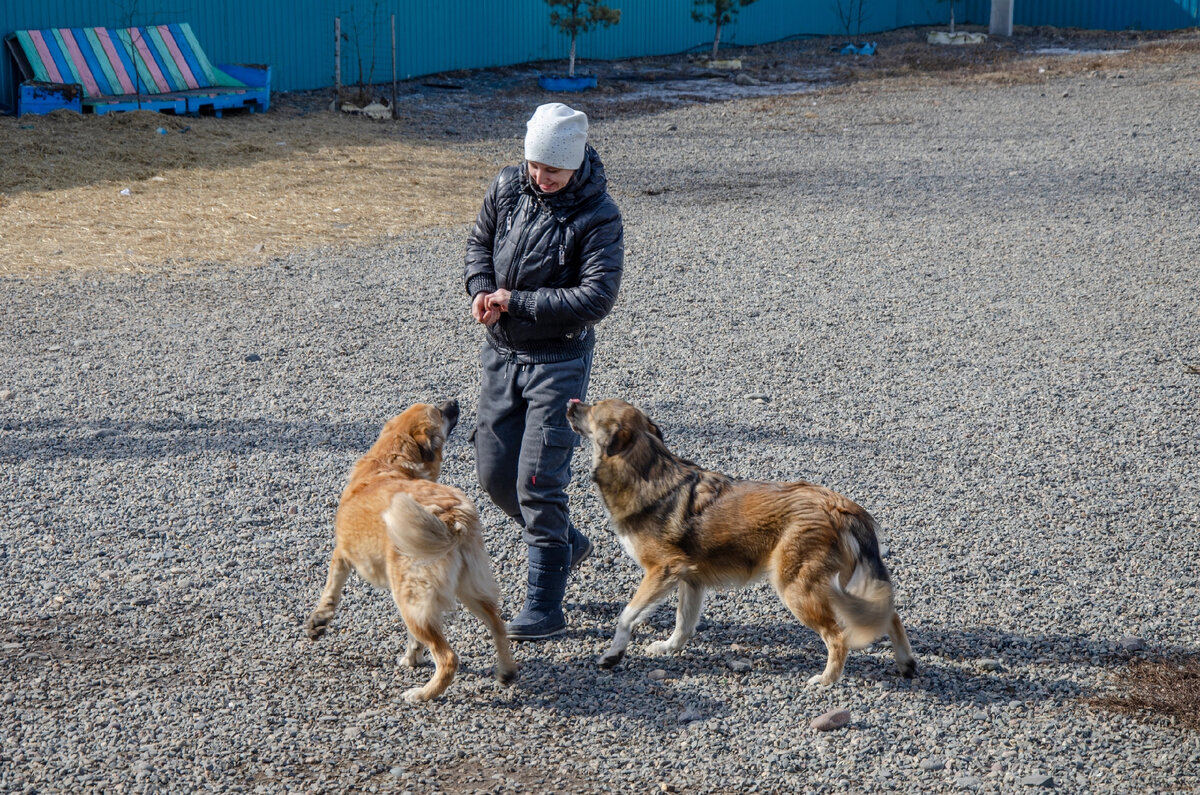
{"left": 305, "top": 400, "right": 517, "bottom": 702}
{"left": 566, "top": 398, "right": 915, "bottom": 685}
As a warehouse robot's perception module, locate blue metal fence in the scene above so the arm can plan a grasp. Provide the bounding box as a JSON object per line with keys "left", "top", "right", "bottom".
{"left": 964, "top": 0, "right": 1200, "bottom": 30}
{"left": 3, "top": 0, "right": 1198, "bottom": 112}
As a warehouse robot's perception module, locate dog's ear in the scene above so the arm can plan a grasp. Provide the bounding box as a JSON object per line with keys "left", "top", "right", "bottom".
{"left": 604, "top": 426, "right": 634, "bottom": 458}
{"left": 646, "top": 419, "right": 664, "bottom": 442}
{"left": 411, "top": 427, "right": 439, "bottom": 462}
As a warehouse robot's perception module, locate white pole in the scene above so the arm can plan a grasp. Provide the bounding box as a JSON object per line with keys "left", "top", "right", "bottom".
{"left": 990, "top": 0, "right": 1014, "bottom": 36}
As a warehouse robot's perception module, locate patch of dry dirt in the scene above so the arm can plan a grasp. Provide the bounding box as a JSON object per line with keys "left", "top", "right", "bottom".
{"left": 1, "top": 25, "right": 1196, "bottom": 276}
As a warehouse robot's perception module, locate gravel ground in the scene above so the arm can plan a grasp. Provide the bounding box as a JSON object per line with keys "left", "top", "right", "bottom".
{"left": 2, "top": 48, "right": 1199, "bottom": 794}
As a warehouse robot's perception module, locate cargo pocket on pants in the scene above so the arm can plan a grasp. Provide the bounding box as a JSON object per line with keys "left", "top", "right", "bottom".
{"left": 531, "top": 424, "right": 580, "bottom": 490}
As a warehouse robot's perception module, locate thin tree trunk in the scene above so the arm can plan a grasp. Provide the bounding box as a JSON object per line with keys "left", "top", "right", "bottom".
{"left": 712, "top": 21, "right": 722, "bottom": 59}
{"left": 390, "top": 14, "right": 396, "bottom": 119}
{"left": 569, "top": 35, "right": 576, "bottom": 77}
{"left": 334, "top": 17, "right": 342, "bottom": 105}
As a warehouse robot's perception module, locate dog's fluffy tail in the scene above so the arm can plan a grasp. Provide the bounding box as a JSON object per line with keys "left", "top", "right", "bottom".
{"left": 382, "top": 493, "right": 465, "bottom": 562}
{"left": 829, "top": 511, "right": 896, "bottom": 649}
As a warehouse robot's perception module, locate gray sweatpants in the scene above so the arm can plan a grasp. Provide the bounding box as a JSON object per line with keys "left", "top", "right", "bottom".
{"left": 474, "top": 344, "right": 592, "bottom": 549}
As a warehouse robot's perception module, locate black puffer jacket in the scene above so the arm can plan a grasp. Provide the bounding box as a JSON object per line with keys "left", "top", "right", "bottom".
{"left": 464, "top": 145, "right": 624, "bottom": 362}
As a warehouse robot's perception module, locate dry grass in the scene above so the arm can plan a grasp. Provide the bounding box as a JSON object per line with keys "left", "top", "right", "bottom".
{"left": 1091, "top": 654, "right": 1200, "bottom": 733}
{"left": 0, "top": 104, "right": 495, "bottom": 274}
{"left": 2, "top": 25, "right": 1198, "bottom": 276}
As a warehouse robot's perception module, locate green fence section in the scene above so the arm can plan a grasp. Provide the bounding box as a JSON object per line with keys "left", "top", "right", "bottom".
{"left": 4, "top": 0, "right": 1199, "bottom": 111}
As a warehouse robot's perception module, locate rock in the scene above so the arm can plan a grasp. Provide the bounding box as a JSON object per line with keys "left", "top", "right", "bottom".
{"left": 977, "top": 658, "right": 1003, "bottom": 671}
{"left": 743, "top": 393, "right": 770, "bottom": 403}
{"left": 647, "top": 669, "right": 668, "bottom": 681}
{"left": 920, "top": 758, "right": 946, "bottom": 771}
{"left": 1118, "top": 636, "right": 1145, "bottom": 652}
{"left": 0, "top": 389, "right": 14, "bottom": 401}
{"left": 726, "top": 659, "right": 752, "bottom": 673}
{"left": 678, "top": 707, "right": 702, "bottom": 724}
{"left": 734, "top": 73, "right": 763, "bottom": 86}
{"left": 1021, "top": 774, "right": 1055, "bottom": 787}
{"left": 954, "top": 776, "right": 982, "bottom": 789}
{"left": 361, "top": 102, "right": 391, "bottom": 120}
{"left": 245, "top": 354, "right": 262, "bottom": 362}
{"left": 810, "top": 709, "right": 851, "bottom": 731}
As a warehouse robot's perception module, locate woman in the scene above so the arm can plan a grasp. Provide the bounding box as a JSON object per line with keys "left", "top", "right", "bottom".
{"left": 464, "top": 103, "right": 624, "bottom": 640}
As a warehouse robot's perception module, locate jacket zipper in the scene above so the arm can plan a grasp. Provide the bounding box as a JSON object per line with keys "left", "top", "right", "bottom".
{"left": 499, "top": 194, "right": 536, "bottom": 350}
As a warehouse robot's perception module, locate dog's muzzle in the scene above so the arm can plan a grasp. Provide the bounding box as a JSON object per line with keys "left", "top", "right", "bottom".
{"left": 439, "top": 399, "right": 461, "bottom": 432}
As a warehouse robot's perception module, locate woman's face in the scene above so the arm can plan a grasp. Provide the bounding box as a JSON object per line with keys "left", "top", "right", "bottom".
{"left": 527, "top": 161, "right": 575, "bottom": 193}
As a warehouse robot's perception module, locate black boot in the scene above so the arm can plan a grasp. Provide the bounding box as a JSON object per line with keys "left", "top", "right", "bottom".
{"left": 507, "top": 545, "right": 571, "bottom": 640}
{"left": 568, "top": 525, "right": 593, "bottom": 572}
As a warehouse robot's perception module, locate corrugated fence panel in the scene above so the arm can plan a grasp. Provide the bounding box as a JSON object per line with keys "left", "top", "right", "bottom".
{"left": 963, "top": 0, "right": 1200, "bottom": 30}
{"left": 4, "top": 0, "right": 1200, "bottom": 111}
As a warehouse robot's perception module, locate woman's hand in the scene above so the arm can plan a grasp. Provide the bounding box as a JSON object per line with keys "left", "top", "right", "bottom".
{"left": 486, "top": 289, "right": 512, "bottom": 313}
{"left": 472, "top": 292, "right": 501, "bottom": 325}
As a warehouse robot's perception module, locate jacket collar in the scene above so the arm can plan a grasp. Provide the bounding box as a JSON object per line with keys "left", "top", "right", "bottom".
{"left": 520, "top": 145, "right": 607, "bottom": 212}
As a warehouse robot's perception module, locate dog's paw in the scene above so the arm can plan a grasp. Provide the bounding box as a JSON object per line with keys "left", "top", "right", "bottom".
{"left": 305, "top": 614, "right": 329, "bottom": 641}
{"left": 806, "top": 673, "right": 834, "bottom": 687}
{"left": 491, "top": 664, "right": 519, "bottom": 685}
{"left": 596, "top": 648, "right": 626, "bottom": 669}
{"left": 403, "top": 686, "right": 433, "bottom": 704}
{"left": 898, "top": 659, "right": 917, "bottom": 679}
{"left": 645, "top": 640, "right": 677, "bottom": 657}
{"left": 400, "top": 649, "right": 428, "bottom": 669}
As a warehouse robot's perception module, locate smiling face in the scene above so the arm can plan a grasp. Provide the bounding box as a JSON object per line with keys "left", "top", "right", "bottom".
{"left": 527, "top": 160, "right": 575, "bottom": 193}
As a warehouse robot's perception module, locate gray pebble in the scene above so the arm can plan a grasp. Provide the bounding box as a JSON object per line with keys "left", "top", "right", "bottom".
{"left": 810, "top": 709, "right": 851, "bottom": 732}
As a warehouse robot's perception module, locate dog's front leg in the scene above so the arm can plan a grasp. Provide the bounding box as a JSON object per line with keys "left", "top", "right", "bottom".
{"left": 647, "top": 580, "right": 705, "bottom": 657}
{"left": 400, "top": 629, "right": 428, "bottom": 668}
{"left": 597, "top": 566, "right": 677, "bottom": 669}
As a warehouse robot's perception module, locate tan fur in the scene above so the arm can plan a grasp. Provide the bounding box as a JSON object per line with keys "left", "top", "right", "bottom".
{"left": 304, "top": 401, "right": 516, "bottom": 702}
{"left": 567, "top": 398, "right": 916, "bottom": 685}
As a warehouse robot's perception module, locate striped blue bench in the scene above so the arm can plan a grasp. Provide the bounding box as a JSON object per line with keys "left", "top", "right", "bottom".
{"left": 4, "top": 23, "right": 270, "bottom": 116}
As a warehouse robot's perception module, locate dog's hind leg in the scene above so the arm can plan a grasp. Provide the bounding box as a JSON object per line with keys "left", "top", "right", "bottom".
{"left": 461, "top": 594, "right": 518, "bottom": 685}
{"left": 888, "top": 611, "right": 917, "bottom": 678}
{"left": 647, "top": 581, "right": 705, "bottom": 657}
{"left": 457, "top": 543, "right": 517, "bottom": 684}
{"left": 780, "top": 579, "right": 848, "bottom": 686}
{"left": 597, "top": 566, "right": 678, "bottom": 669}
{"left": 306, "top": 553, "right": 352, "bottom": 640}
{"left": 398, "top": 611, "right": 458, "bottom": 703}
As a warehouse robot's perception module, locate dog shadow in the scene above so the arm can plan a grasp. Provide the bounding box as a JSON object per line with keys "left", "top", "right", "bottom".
{"left": 503, "top": 600, "right": 1154, "bottom": 715}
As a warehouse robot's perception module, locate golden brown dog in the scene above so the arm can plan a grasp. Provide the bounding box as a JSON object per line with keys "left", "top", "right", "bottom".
{"left": 566, "top": 398, "right": 916, "bottom": 685}
{"left": 305, "top": 400, "right": 516, "bottom": 702}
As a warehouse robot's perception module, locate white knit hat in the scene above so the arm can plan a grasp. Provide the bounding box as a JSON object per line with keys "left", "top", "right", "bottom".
{"left": 524, "top": 103, "right": 588, "bottom": 170}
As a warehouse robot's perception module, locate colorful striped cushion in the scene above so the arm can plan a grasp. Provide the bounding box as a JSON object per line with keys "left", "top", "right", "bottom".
{"left": 12, "top": 23, "right": 245, "bottom": 97}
